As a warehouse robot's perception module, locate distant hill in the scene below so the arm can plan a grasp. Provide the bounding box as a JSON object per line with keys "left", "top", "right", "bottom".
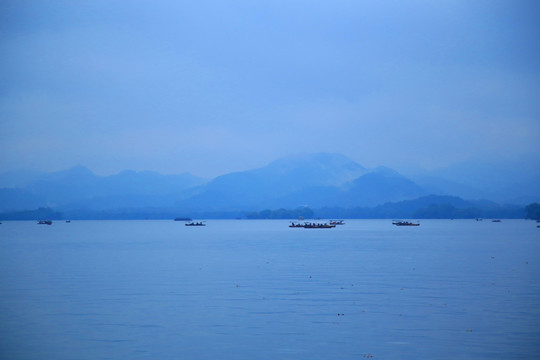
{"left": 174, "top": 153, "right": 369, "bottom": 211}
{"left": 0, "top": 166, "right": 206, "bottom": 211}
{"left": 0, "top": 152, "right": 536, "bottom": 217}
{"left": 264, "top": 169, "right": 426, "bottom": 209}
{"left": 315, "top": 195, "right": 525, "bottom": 219}
{"left": 407, "top": 155, "right": 540, "bottom": 204}
{"left": 339, "top": 170, "right": 426, "bottom": 206}
{"left": 172, "top": 153, "right": 429, "bottom": 211}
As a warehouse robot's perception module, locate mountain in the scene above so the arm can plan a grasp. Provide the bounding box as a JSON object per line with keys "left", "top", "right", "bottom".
{"left": 408, "top": 155, "right": 540, "bottom": 204}
{"left": 410, "top": 175, "right": 487, "bottom": 200}
{"left": 339, "top": 170, "right": 427, "bottom": 207}
{"left": 0, "top": 166, "right": 206, "bottom": 211}
{"left": 175, "top": 153, "right": 368, "bottom": 211}
{"left": 175, "top": 153, "right": 427, "bottom": 211}
{"left": 264, "top": 169, "right": 427, "bottom": 209}
{"left": 315, "top": 195, "right": 525, "bottom": 219}
{"left": 0, "top": 188, "right": 47, "bottom": 212}
{"left": 2, "top": 152, "right": 535, "bottom": 217}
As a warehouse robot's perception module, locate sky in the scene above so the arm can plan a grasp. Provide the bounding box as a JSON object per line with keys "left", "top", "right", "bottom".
{"left": 1, "top": 0, "right": 539, "bottom": 178}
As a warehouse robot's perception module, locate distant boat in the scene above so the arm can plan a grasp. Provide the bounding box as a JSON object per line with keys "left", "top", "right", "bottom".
{"left": 475, "top": 218, "right": 483, "bottom": 221}
{"left": 492, "top": 219, "right": 502, "bottom": 223}
{"left": 65, "top": 220, "right": 71, "bottom": 223}
{"left": 38, "top": 220, "right": 52, "bottom": 225}
{"left": 289, "top": 222, "right": 305, "bottom": 228}
{"left": 329, "top": 220, "right": 345, "bottom": 225}
{"left": 392, "top": 221, "right": 420, "bottom": 226}
{"left": 303, "top": 222, "right": 336, "bottom": 229}
{"left": 185, "top": 221, "right": 205, "bottom": 226}
{"left": 175, "top": 217, "right": 192, "bottom": 221}
{"left": 289, "top": 222, "right": 335, "bottom": 228}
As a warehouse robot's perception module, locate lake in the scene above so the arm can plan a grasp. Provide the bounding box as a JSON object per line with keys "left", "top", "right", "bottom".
{"left": 0, "top": 219, "right": 539, "bottom": 359}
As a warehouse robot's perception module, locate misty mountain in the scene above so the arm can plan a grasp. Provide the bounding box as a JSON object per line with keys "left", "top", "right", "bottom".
{"left": 410, "top": 175, "right": 487, "bottom": 200}
{"left": 174, "top": 153, "right": 367, "bottom": 210}
{"left": 0, "top": 188, "right": 48, "bottom": 212}
{"left": 1, "top": 152, "right": 536, "bottom": 215}
{"left": 264, "top": 169, "right": 427, "bottom": 209}
{"left": 175, "top": 153, "right": 426, "bottom": 211}
{"left": 0, "top": 166, "right": 206, "bottom": 211}
{"left": 371, "top": 195, "right": 474, "bottom": 218}
{"left": 339, "top": 170, "right": 426, "bottom": 207}
{"left": 314, "top": 194, "right": 524, "bottom": 219}
{"left": 408, "top": 155, "right": 540, "bottom": 204}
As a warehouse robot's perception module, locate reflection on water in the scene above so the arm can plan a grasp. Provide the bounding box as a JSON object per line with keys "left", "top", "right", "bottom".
{"left": 0, "top": 220, "right": 539, "bottom": 359}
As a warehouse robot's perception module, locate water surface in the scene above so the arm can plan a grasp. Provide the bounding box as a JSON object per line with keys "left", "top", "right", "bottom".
{"left": 1, "top": 220, "right": 539, "bottom": 359}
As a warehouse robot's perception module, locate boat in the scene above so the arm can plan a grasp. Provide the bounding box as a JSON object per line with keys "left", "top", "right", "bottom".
{"left": 289, "top": 221, "right": 336, "bottom": 229}
{"left": 303, "top": 222, "right": 336, "bottom": 229}
{"left": 392, "top": 221, "right": 420, "bottom": 226}
{"left": 38, "top": 220, "right": 53, "bottom": 225}
{"left": 289, "top": 222, "right": 305, "bottom": 228}
{"left": 492, "top": 219, "right": 502, "bottom": 223}
{"left": 185, "top": 221, "right": 205, "bottom": 226}
{"left": 65, "top": 220, "right": 71, "bottom": 223}
{"left": 329, "top": 220, "right": 345, "bottom": 225}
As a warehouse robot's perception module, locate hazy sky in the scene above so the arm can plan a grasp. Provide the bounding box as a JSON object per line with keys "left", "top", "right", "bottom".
{"left": 1, "top": 0, "right": 539, "bottom": 177}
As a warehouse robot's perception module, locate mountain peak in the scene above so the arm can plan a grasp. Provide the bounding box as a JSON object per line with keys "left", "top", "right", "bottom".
{"left": 371, "top": 166, "right": 402, "bottom": 177}
{"left": 268, "top": 152, "right": 364, "bottom": 169}
{"left": 265, "top": 153, "right": 367, "bottom": 185}
{"left": 264, "top": 152, "right": 366, "bottom": 179}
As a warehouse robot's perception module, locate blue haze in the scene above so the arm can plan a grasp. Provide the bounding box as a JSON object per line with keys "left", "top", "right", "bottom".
{"left": 0, "top": 153, "right": 537, "bottom": 217}
{"left": 1, "top": 1, "right": 539, "bottom": 177}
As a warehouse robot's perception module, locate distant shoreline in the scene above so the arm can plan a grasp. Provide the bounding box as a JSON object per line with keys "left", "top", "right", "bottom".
{"left": 0, "top": 202, "right": 533, "bottom": 221}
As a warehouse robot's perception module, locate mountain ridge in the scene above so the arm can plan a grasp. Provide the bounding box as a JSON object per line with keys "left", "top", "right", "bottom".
{"left": 0, "top": 152, "right": 537, "bottom": 214}
{"left": 0, "top": 166, "right": 206, "bottom": 212}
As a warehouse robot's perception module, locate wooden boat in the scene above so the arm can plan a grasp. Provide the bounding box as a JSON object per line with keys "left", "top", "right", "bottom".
{"left": 185, "top": 221, "right": 205, "bottom": 226}
{"left": 289, "top": 222, "right": 336, "bottom": 228}
{"left": 289, "top": 222, "right": 305, "bottom": 228}
{"left": 303, "top": 222, "right": 336, "bottom": 229}
{"left": 392, "top": 221, "right": 420, "bottom": 226}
